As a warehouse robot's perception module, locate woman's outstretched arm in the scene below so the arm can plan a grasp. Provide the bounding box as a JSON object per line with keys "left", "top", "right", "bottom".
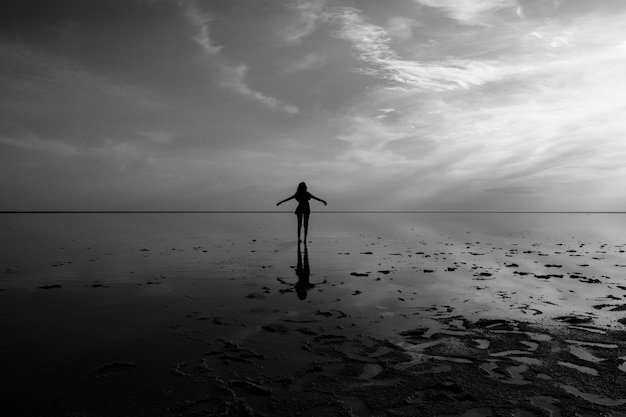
{"left": 277, "top": 195, "right": 295, "bottom": 206}
{"left": 309, "top": 194, "right": 327, "bottom": 206}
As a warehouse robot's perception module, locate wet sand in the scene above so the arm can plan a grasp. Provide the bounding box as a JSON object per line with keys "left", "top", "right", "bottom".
{"left": 2, "top": 213, "right": 626, "bottom": 416}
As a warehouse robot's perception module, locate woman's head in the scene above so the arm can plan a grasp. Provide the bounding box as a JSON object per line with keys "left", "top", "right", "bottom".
{"left": 297, "top": 182, "right": 307, "bottom": 193}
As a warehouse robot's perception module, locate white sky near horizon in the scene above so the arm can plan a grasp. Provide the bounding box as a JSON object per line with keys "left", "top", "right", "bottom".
{"left": 1, "top": 0, "right": 626, "bottom": 211}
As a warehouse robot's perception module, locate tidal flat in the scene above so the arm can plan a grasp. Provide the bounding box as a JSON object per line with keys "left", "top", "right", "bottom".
{"left": 2, "top": 213, "right": 626, "bottom": 416}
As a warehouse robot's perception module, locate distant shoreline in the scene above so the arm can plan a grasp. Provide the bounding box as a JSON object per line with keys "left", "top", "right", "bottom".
{"left": 0, "top": 211, "right": 624, "bottom": 214}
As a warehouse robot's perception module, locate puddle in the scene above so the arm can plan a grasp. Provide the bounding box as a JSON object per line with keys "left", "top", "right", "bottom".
{"left": 480, "top": 361, "right": 530, "bottom": 385}
{"left": 429, "top": 355, "right": 473, "bottom": 364}
{"left": 343, "top": 396, "right": 370, "bottom": 416}
{"left": 449, "top": 319, "right": 466, "bottom": 328}
{"left": 568, "top": 326, "right": 606, "bottom": 334}
{"left": 490, "top": 350, "right": 534, "bottom": 357}
{"left": 526, "top": 332, "right": 552, "bottom": 342}
{"left": 510, "top": 356, "right": 542, "bottom": 366}
{"left": 492, "top": 330, "right": 524, "bottom": 335}
{"left": 565, "top": 339, "right": 618, "bottom": 349}
{"left": 413, "top": 364, "right": 452, "bottom": 375}
{"left": 557, "top": 361, "right": 598, "bottom": 376}
{"left": 568, "top": 345, "right": 605, "bottom": 363}
{"left": 514, "top": 410, "right": 540, "bottom": 417}
{"left": 444, "top": 407, "right": 493, "bottom": 417}
{"left": 480, "top": 361, "right": 502, "bottom": 379}
{"left": 531, "top": 396, "right": 561, "bottom": 417}
{"left": 426, "top": 329, "right": 471, "bottom": 338}
{"left": 520, "top": 341, "right": 539, "bottom": 351}
{"left": 505, "top": 364, "right": 531, "bottom": 385}
{"left": 403, "top": 340, "right": 442, "bottom": 351}
{"left": 473, "top": 338, "right": 490, "bottom": 349}
{"left": 561, "top": 385, "right": 626, "bottom": 406}
{"left": 461, "top": 408, "right": 493, "bottom": 417}
{"left": 358, "top": 363, "right": 383, "bottom": 380}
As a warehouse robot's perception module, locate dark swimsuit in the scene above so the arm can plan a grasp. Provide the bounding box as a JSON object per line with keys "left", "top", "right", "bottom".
{"left": 294, "top": 192, "right": 311, "bottom": 215}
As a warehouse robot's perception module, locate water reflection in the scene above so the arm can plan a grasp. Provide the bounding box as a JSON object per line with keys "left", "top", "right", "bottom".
{"left": 295, "top": 242, "right": 313, "bottom": 300}
{"left": 277, "top": 242, "right": 326, "bottom": 300}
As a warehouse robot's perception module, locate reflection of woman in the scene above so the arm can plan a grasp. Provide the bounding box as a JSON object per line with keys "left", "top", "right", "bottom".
{"left": 277, "top": 182, "right": 327, "bottom": 242}
{"left": 295, "top": 242, "right": 313, "bottom": 300}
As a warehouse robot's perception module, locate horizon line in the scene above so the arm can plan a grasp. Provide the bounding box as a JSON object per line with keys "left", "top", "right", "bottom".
{"left": 1, "top": 210, "right": 625, "bottom": 214}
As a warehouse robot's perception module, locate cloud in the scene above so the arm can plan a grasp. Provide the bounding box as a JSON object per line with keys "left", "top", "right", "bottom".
{"left": 217, "top": 63, "right": 298, "bottom": 114}
{"left": 414, "top": 0, "right": 519, "bottom": 26}
{"left": 320, "top": 8, "right": 626, "bottom": 210}
{"left": 182, "top": 0, "right": 222, "bottom": 55}
{"left": 139, "top": 130, "right": 174, "bottom": 144}
{"left": 0, "top": 38, "right": 173, "bottom": 164}
{"left": 0, "top": 134, "right": 78, "bottom": 156}
{"left": 325, "top": 7, "right": 512, "bottom": 92}
{"left": 285, "top": 52, "right": 327, "bottom": 72}
{"left": 386, "top": 17, "right": 419, "bottom": 41}
{"left": 0, "top": 39, "right": 165, "bottom": 109}
{"left": 180, "top": 0, "right": 298, "bottom": 113}
{"left": 279, "top": 0, "right": 327, "bottom": 44}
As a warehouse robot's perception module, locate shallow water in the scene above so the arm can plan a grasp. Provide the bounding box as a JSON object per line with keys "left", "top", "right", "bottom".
{"left": 3, "top": 213, "right": 626, "bottom": 415}
{"left": 3, "top": 213, "right": 626, "bottom": 337}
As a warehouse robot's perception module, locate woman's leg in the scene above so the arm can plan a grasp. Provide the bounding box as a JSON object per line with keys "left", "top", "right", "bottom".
{"left": 303, "top": 213, "right": 310, "bottom": 241}
{"left": 297, "top": 213, "right": 303, "bottom": 242}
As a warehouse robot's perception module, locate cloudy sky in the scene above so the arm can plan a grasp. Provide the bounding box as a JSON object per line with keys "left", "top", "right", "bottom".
{"left": 2, "top": 0, "right": 626, "bottom": 211}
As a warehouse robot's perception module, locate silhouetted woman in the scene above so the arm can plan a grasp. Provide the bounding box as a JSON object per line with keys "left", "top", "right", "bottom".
{"left": 277, "top": 182, "right": 327, "bottom": 242}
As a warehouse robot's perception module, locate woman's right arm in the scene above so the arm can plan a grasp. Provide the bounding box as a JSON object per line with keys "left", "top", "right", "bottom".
{"left": 277, "top": 195, "right": 295, "bottom": 206}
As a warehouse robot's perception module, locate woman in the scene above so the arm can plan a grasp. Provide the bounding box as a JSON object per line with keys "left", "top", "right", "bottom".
{"left": 277, "top": 182, "right": 327, "bottom": 242}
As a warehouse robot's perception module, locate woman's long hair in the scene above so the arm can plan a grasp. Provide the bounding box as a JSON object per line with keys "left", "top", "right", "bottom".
{"left": 295, "top": 182, "right": 307, "bottom": 198}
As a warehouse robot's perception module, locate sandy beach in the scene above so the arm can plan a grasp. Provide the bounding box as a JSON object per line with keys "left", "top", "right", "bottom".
{"left": 2, "top": 213, "right": 626, "bottom": 416}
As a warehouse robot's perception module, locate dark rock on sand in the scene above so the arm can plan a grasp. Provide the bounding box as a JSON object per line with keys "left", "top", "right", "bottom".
{"left": 296, "top": 327, "right": 319, "bottom": 336}
{"left": 554, "top": 315, "right": 593, "bottom": 324}
{"left": 399, "top": 328, "right": 428, "bottom": 338}
{"left": 229, "top": 379, "right": 272, "bottom": 395}
{"left": 534, "top": 274, "right": 564, "bottom": 279}
{"left": 38, "top": 284, "right": 62, "bottom": 289}
{"left": 246, "top": 292, "right": 265, "bottom": 299}
{"left": 580, "top": 277, "right": 602, "bottom": 284}
{"left": 262, "top": 324, "right": 288, "bottom": 333}
{"left": 94, "top": 361, "right": 136, "bottom": 374}
{"left": 213, "top": 317, "right": 227, "bottom": 325}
